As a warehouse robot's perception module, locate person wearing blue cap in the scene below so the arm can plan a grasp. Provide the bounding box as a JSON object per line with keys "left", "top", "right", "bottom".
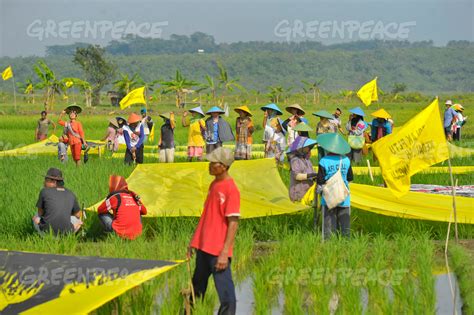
{"left": 345, "top": 107, "right": 368, "bottom": 163}
{"left": 316, "top": 133, "right": 353, "bottom": 239}
{"left": 265, "top": 118, "right": 287, "bottom": 164}
{"left": 286, "top": 136, "right": 318, "bottom": 202}
{"left": 182, "top": 106, "right": 207, "bottom": 161}
{"left": 261, "top": 103, "right": 283, "bottom": 144}
{"left": 205, "top": 106, "right": 235, "bottom": 154}
{"left": 140, "top": 108, "right": 154, "bottom": 143}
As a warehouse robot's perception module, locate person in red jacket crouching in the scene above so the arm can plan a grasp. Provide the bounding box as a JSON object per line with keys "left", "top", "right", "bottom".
{"left": 97, "top": 175, "right": 147, "bottom": 240}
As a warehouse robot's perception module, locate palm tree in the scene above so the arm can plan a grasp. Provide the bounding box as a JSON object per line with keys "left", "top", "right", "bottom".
{"left": 216, "top": 61, "right": 245, "bottom": 106}
{"left": 160, "top": 70, "right": 200, "bottom": 108}
{"left": 301, "top": 79, "right": 324, "bottom": 104}
{"left": 34, "top": 60, "right": 64, "bottom": 110}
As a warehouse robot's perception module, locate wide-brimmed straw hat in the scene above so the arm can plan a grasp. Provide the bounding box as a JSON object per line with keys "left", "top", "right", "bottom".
{"left": 371, "top": 108, "right": 391, "bottom": 119}
{"left": 445, "top": 100, "right": 453, "bottom": 106}
{"left": 317, "top": 133, "right": 351, "bottom": 155}
{"left": 349, "top": 106, "right": 365, "bottom": 117}
{"left": 260, "top": 103, "right": 283, "bottom": 115}
{"left": 189, "top": 106, "right": 205, "bottom": 117}
{"left": 293, "top": 122, "right": 314, "bottom": 132}
{"left": 286, "top": 104, "right": 305, "bottom": 115}
{"left": 127, "top": 113, "right": 141, "bottom": 124}
{"left": 159, "top": 112, "right": 174, "bottom": 120}
{"left": 65, "top": 104, "right": 82, "bottom": 114}
{"left": 234, "top": 105, "right": 252, "bottom": 117}
{"left": 206, "top": 106, "right": 225, "bottom": 115}
{"left": 108, "top": 118, "right": 119, "bottom": 128}
{"left": 312, "top": 110, "right": 334, "bottom": 119}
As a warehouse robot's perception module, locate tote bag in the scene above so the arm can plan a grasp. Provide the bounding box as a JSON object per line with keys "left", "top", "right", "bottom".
{"left": 322, "top": 158, "right": 349, "bottom": 209}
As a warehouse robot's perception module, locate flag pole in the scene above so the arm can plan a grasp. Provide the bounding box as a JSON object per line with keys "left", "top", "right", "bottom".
{"left": 447, "top": 151, "right": 459, "bottom": 242}
{"left": 12, "top": 75, "right": 17, "bottom": 112}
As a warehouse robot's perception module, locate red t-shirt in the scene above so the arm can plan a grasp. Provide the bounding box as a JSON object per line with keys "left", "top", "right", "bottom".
{"left": 97, "top": 192, "right": 147, "bottom": 240}
{"left": 190, "top": 178, "right": 240, "bottom": 257}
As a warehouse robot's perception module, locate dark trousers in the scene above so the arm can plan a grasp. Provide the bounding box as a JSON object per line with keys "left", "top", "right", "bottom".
{"left": 206, "top": 142, "right": 222, "bottom": 154}
{"left": 192, "top": 250, "right": 236, "bottom": 315}
{"left": 124, "top": 145, "right": 144, "bottom": 164}
{"left": 322, "top": 205, "right": 350, "bottom": 239}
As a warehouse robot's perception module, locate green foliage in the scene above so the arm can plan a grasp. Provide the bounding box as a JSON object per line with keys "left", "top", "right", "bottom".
{"left": 73, "top": 45, "right": 116, "bottom": 105}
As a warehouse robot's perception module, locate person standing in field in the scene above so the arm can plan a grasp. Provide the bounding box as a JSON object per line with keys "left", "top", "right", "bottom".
{"left": 140, "top": 108, "right": 154, "bottom": 143}
{"left": 443, "top": 100, "right": 457, "bottom": 141}
{"left": 330, "top": 108, "right": 345, "bottom": 134}
{"left": 123, "top": 113, "right": 145, "bottom": 165}
{"left": 316, "top": 133, "right": 353, "bottom": 239}
{"left": 102, "top": 118, "right": 120, "bottom": 152}
{"left": 188, "top": 147, "right": 240, "bottom": 315}
{"left": 234, "top": 105, "right": 254, "bottom": 160}
{"left": 345, "top": 107, "right": 368, "bottom": 163}
{"left": 35, "top": 111, "right": 56, "bottom": 141}
{"left": 261, "top": 103, "right": 283, "bottom": 144}
{"left": 158, "top": 112, "right": 176, "bottom": 163}
{"left": 452, "top": 104, "right": 466, "bottom": 141}
{"left": 314, "top": 110, "right": 337, "bottom": 160}
{"left": 205, "top": 106, "right": 235, "bottom": 154}
{"left": 97, "top": 175, "right": 147, "bottom": 240}
{"left": 265, "top": 118, "right": 287, "bottom": 164}
{"left": 282, "top": 104, "right": 308, "bottom": 146}
{"left": 370, "top": 108, "right": 393, "bottom": 142}
{"left": 58, "top": 105, "right": 86, "bottom": 166}
{"left": 287, "top": 136, "right": 318, "bottom": 202}
{"left": 182, "top": 106, "right": 206, "bottom": 162}
{"left": 32, "top": 168, "right": 82, "bottom": 235}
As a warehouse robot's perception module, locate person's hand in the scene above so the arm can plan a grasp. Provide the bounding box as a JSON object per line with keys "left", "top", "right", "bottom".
{"left": 263, "top": 110, "right": 268, "bottom": 118}
{"left": 183, "top": 111, "right": 188, "bottom": 117}
{"left": 61, "top": 110, "right": 66, "bottom": 115}
{"left": 215, "top": 251, "right": 229, "bottom": 271}
{"left": 131, "top": 147, "right": 136, "bottom": 153}
{"left": 186, "top": 246, "right": 194, "bottom": 260}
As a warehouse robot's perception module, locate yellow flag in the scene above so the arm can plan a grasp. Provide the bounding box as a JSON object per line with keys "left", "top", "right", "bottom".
{"left": 65, "top": 80, "right": 73, "bottom": 88}
{"left": 357, "top": 77, "right": 378, "bottom": 106}
{"left": 25, "top": 84, "right": 33, "bottom": 94}
{"left": 149, "top": 124, "right": 155, "bottom": 142}
{"left": 119, "top": 87, "right": 146, "bottom": 110}
{"left": 1, "top": 66, "right": 13, "bottom": 81}
{"left": 372, "top": 98, "right": 449, "bottom": 197}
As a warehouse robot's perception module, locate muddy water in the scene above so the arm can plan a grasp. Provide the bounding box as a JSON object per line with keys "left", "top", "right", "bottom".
{"left": 435, "top": 272, "right": 462, "bottom": 315}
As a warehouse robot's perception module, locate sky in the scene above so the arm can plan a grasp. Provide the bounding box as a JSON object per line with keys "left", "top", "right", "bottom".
{"left": 0, "top": 0, "right": 472, "bottom": 57}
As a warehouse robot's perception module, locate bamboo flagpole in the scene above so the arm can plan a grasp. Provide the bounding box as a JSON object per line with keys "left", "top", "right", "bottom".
{"left": 12, "top": 75, "right": 17, "bottom": 111}
{"left": 447, "top": 150, "right": 459, "bottom": 242}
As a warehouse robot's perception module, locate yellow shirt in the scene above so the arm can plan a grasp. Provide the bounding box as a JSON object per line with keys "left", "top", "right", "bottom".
{"left": 188, "top": 119, "right": 205, "bottom": 147}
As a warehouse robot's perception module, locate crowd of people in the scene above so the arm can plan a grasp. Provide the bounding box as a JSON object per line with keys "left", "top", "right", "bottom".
{"left": 31, "top": 99, "right": 468, "bottom": 315}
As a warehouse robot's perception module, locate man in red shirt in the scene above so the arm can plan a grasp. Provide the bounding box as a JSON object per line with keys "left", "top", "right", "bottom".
{"left": 97, "top": 175, "right": 147, "bottom": 240}
{"left": 188, "top": 147, "right": 240, "bottom": 315}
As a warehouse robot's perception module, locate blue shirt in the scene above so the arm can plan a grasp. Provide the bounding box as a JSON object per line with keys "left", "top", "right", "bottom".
{"left": 319, "top": 155, "right": 351, "bottom": 207}
{"left": 444, "top": 107, "right": 457, "bottom": 128}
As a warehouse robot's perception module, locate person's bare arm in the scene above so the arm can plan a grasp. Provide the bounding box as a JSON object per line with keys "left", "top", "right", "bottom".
{"left": 215, "top": 217, "right": 239, "bottom": 271}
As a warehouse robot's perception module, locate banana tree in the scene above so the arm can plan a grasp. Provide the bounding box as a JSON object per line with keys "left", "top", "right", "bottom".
{"left": 62, "top": 77, "right": 92, "bottom": 107}
{"left": 267, "top": 85, "right": 284, "bottom": 104}
{"left": 113, "top": 73, "right": 143, "bottom": 95}
{"left": 196, "top": 75, "right": 217, "bottom": 105}
{"left": 160, "top": 70, "right": 199, "bottom": 108}
{"left": 17, "top": 78, "right": 38, "bottom": 104}
{"left": 34, "top": 60, "right": 64, "bottom": 110}
{"left": 216, "top": 61, "right": 245, "bottom": 106}
{"left": 301, "top": 79, "right": 324, "bottom": 104}
{"left": 339, "top": 89, "right": 354, "bottom": 103}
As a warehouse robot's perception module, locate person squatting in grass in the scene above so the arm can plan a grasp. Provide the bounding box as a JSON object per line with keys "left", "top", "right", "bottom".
{"left": 188, "top": 147, "right": 240, "bottom": 315}
{"left": 316, "top": 133, "right": 354, "bottom": 239}
{"left": 97, "top": 175, "right": 147, "bottom": 240}
{"left": 234, "top": 105, "right": 254, "bottom": 160}
{"left": 205, "top": 106, "right": 235, "bottom": 154}
{"left": 35, "top": 110, "right": 56, "bottom": 141}
{"left": 32, "top": 168, "right": 83, "bottom": 235}
{"left": 287, "top": 136, "right": 318, "bottom": 202}
{"left": 158, "top": 112, "right": 176, "bottom": 163}
{"left": 123, "top": 113, "right": 145, "bottom": 165}
{"left": 58, "top": 105, "right": 87, "bottom": 166}
{"left": 182, "top": 106, "right": 206, "bottom": 162}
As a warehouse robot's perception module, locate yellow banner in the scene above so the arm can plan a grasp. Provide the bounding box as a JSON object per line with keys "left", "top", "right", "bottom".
{"left": 356, "top": 77, "right": 378, "bottom": 106}
{"left": 89, "top": 159, "right": 307, "bottom": 217}
{"left": 119, "top": 87, "right": 146, "bottom": 110}
{"left": 1, "top": 66, "right": 13, "bottom": 81}
{"left": 372, "top": 98, "right": 449, "bottom": 197}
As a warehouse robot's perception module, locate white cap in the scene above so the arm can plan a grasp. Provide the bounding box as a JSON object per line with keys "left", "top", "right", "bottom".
{"left": 445, "top": 100, "right": 453, "bottom": 106}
